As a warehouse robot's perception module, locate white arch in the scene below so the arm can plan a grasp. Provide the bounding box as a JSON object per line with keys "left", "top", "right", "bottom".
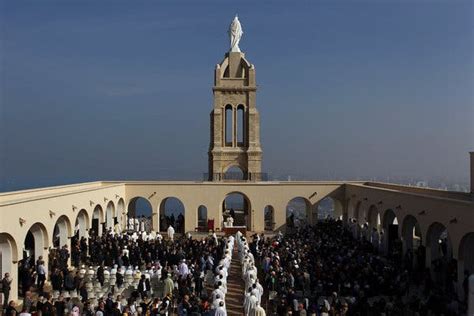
{"left": 26, "top": 223, "right": 49, "bottom": 261}
{"left": 92, "top": 205, "right": 104, "bottom": 236}
{"left": 75, "top": 209, "right": 90, "bottom": 238}
{"left": 0, "top": 233, "right": 19, "bottom": 301}
{"left": 159, "top": 197, "right": 185, "bottom": 233}
{"left": 0, "top": 233, "right": 18, "bottom": 277}
{"left": 54, "top": 215, "right": 72, "bottom": 248}
{"left": 401, "top": 214, "right": 422, "bottom": 254}
{"left": 286, "top": 196, "right": 312, "bottom": 227}
{"left": 222, "top": 191, "right": 252, "bottom": 230}
{"left": 106, "top": 201, "right": 115, "bottom": 230}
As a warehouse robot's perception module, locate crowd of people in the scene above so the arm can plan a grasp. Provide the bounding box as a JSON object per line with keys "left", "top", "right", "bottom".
{"left": 251, "top": 219, "right": 468, "bottom": 315}
{"left": 1, "top": 226, "right": 246, "bottom": 316}
{"left": 2, "top": 218, "right": 472, "bottom": 315}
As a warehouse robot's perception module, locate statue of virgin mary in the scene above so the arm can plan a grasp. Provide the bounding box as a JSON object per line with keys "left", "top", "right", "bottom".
{"left": 229, "top": 15, "right": 243, "bottom": 52}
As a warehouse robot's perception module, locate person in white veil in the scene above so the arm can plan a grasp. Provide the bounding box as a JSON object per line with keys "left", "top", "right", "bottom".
{"left": 214, "top": 300, "right": 227, "bottom": 316}
{"left": 244, "top": 294, "right": 258, "bottom": 316}
{"left": 252, "top": 302, "right": 266, "bottom": 316}
{"left": 167, "top": 225, "right": 175, "bottom": 241}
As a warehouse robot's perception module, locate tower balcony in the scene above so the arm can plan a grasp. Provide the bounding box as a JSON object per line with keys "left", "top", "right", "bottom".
{"left": 203, "top": 172, "right": 269, "bottom": 182}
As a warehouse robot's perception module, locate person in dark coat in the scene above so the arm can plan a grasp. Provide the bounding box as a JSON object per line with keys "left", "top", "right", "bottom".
{"left": 138, "top": 275, "right": 151, "bottom": 298}
{"left": 41, "top": 294, "right": 54, "bottom": 316}
{"left": 79, "top": 282, "right": 88, "bottom": 303}
{"left": 97, "top": 265, "right": 105, "bottom": 286}
{"left": 64, "top": 270, "right": 75, "bottom": 291}
{"left": 51, "top": 268, "right": 63, "bottom": 291}
{"left": 2, "top": 273, "right": 12, "bottom": 310}
{"left": 54, "top": 294, "right": 66, "bottom": 316}
{"left": 116, "top": 271, "right": 124, "bottom": 289}
{"left": 105, "top": 293, "right": 114, "bottom": 315}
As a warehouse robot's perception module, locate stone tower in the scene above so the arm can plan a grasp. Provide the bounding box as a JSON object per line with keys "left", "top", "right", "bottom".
{"left": 208, "top": 18, "right": 263, "bottom": 181}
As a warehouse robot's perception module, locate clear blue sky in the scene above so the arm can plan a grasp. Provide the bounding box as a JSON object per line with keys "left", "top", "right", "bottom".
{"left": 1, "top": 0, "right": 473, "bottom": 191}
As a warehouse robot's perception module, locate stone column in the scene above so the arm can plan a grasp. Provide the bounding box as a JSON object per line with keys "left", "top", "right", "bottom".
{"left": 470, "top": 152, "right": 474, "bottom": 194}
{"left": 152, "top": 212, "right": 159, "bottom": 232}
{"left": 9, "top": 262, "right": 19, "bottom": 302}
{"left": 468, "top": 274, "right": 474, "bottom": 316}
{"left": 273, "top": 202, "right": 286, "bottom": 232}
{"left": 458, "top": 259, "right": 466, "bottom": 301}
{"left": 425, "top": 245, "right": 432, "bottom": 269}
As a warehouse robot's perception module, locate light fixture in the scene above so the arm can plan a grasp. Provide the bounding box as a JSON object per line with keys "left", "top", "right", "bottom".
{"left": 49, "top": 210, "right": 56, "bottom": 217}
{"left": 90, "top": 200, "right": 95, "bottom": 206}
{"left": 19, "top": 218, "right": 26, "bottom": 226}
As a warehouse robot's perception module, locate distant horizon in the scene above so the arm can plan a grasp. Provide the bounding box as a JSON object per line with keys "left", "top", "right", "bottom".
{"left": 0, "top": 172, "right": 469, "bottom": 193}
{"left": 1, "top": 1, "right": 473, "bottom": 193}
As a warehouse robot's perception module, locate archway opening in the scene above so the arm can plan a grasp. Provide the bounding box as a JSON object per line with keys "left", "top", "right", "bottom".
{"left": 286, "top": 197, "right": 311, "bottom": 230}
{"left": 0, "top": 233, "right": 18, "bottom": 289}
{"left": 401, "top": 215, "right": 422, "bottom": 253}
{"left": 459, "top": 233, "right": 474, "bottom": 278}
{"left": 382, "top": 209, "right": 400, "bottom": 257}
{"left": 53, "top": 215, "right": 72, "bottom": 249}
{"left": 224, "top": 165, "right": 246, "bottom": 181}
{"left": 128, "top": 197, "right": 153, "bottom": 232}
{"left": 23, "top": 223, "right": 48, "bottom": 263}
{"left": 105, "top": 201, "right": 115, "bottom": 233}
{"left": 91, "top": 205, "right": 104, "bottom": 237}
{"left": 426, "top": 222, "right": 453, "bottom": 286}
{"left": 223, "top": 192, "right": 251, "bottom": 229}
{"left": 367, "top": 205, "right": 381, "bottom": 248}
{"left": 197, "top": 205, "right": 208, "bottom": 231}
{"left": 237, "top": 104, "right": 245, "bottom": 145}
{"left": 159, "top": 197, "right": 185, "bottom": 234}
{"left": 21, "top": 223, "right": 48, "bottom": 293}
{"left": 264, "top": 205, "right": 275, "bottom": 231}
{"left": 225, "top": 104, "right": 233, "bottom": 146}
{"left": 317, "top": 197, "right": 343, "bottom": 220}
{"left": 75, "top": 209, "right": 90, "bottom": 239}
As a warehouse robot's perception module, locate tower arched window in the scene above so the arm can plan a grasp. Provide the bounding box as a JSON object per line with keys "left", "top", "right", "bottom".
{"left": 225, "top": 104, "right": 233, "bottom": 146}
{"left": 237, "top": 104, "right": 245, "bottom": 145}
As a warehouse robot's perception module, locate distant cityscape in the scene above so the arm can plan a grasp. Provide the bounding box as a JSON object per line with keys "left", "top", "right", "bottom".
{"left": 272, "top": 174, "right": 470, "bottom": 193}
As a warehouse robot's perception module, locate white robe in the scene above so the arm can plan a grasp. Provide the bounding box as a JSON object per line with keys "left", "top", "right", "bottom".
{"left": 215, "top": 306, "right": 227, "bottom": 316}
{"left": 167, "top": 226, "right": 175, "bottom": 241}
{"left": 212, "top": 299, "right": 225, "bottom": 309}
{"left": 251, "top": 288, "right": 261, "bottom": 303}
{"left": 212, "top": 288, "right": 225, "bottom": 301}
{"left": 252, "top": 304, "right": 266, "bottom": 316}
{"left": 255, "top": 282, "right": 264, "bottom": 302}
{"left": 178, "top": 262, "right": 189, "bottom": 279}
{"left": 244, "top": 295, "right": 258, "bottom": 316}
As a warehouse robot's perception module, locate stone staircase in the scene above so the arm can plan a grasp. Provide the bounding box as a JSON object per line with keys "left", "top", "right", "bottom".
{"left": 224, "top": 247, "right": 245, "bottom": 315}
